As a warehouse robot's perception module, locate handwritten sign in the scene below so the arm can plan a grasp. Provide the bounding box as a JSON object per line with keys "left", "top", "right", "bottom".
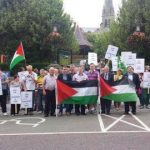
{"left": 143, "top": 72, "right": 150, "bottom": 88}
{"left": 88, "top": 52, "right": 97, "bottom": 65}
{"left": 21, "top": 91, "right": 33, "bottom": 108}
{"left": 10, "top": 86, "right": 21, "bottom": 104}
{"left": 105, "top": 45, "right": 118, "bottom": 60}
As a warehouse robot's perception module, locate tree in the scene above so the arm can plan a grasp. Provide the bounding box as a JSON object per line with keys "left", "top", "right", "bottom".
{"left": 88, "top": 0, "right": 150, "bottom": 62}
{"left": 0, "top": 0, "right": 78, "bottom": 63}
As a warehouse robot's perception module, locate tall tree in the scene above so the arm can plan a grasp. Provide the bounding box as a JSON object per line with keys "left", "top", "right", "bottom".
{"left": 0, "top": 0, "right": 78, "bottom": 63}
{"left": 88, "top": 0, "right": 150, "bottom": 61}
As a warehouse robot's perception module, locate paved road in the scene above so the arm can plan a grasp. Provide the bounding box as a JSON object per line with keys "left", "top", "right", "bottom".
{"left": 0, "top": 108, "right": 150, "bottom": 150}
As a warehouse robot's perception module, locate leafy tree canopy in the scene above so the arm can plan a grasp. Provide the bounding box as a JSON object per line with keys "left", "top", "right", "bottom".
{"left": 0, "top": 0, "right": 78, "bottom": 63}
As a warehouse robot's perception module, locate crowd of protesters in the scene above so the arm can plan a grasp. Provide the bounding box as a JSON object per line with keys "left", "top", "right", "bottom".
{"left": 0, "top": 63, "right": 150, "bottom": 117}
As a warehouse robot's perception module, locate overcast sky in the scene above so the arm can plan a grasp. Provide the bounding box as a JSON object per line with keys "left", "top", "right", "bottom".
{"left": 63, "top": 0, "right": 122, "bottom": 28}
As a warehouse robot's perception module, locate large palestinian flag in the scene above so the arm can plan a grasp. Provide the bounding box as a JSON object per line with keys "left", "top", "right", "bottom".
{"left": 56, "top": 80, "right": 98, "bottom": 104}
{"left": 10, "top": 42, "right": 25, "bottom": 70}
{"left": 100, "top": 77, "right": 138, "bottom": 102}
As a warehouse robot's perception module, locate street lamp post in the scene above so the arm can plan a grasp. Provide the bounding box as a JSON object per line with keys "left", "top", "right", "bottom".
{"left": 47, "top": 26, "right": 61, "bottom": 64}
{"left": 51, "top": 26, "right": 61, "bottom": 64}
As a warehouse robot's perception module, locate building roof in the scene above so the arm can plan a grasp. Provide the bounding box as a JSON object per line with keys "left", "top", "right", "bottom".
{"left": 74, "top": 25, "right": 92, "bottom": 47}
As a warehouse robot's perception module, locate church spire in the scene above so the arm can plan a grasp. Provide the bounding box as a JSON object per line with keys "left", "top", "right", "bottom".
{"left": 101, "top": 0, "right": 115, "bottom": 29}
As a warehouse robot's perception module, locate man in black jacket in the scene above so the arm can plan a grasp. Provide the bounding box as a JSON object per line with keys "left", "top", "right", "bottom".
{"left": 57, "top": 66, "right": 72, "bottom": 115}
{"left": 124, "top": 66, "right": 141, "bottom": 115}
{"left": 100, "top": 66, "right": 114, "bottom": 115}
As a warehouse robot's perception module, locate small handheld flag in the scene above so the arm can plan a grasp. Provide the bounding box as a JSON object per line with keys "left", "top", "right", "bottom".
{"left": 9, "top": 42, "right": 25, "bottom": 70}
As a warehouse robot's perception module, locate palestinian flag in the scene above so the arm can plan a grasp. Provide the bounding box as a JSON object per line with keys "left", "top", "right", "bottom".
{"left": 100, "top": 77, "right": 138, "bottom": 102}
{"left": 56, "top": 80, "right": 98, "bottom": 104}
{"left": 10, "top": 42, "right": 25, "bottom": 70}
{"left": 118, "top": 56, "right": 127, "bottom": 74}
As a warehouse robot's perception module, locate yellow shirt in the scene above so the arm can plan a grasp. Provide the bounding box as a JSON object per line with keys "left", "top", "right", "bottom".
{"left": 114, "top": 74, "right": 123, "bottom": 81}
{"left": 37, "top": 75, "right": 44, "bottom": 88}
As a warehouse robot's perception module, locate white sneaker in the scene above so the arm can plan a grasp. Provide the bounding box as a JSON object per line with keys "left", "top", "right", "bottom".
{"left": 3, "top": 112, "right": 8, "bottom": 116}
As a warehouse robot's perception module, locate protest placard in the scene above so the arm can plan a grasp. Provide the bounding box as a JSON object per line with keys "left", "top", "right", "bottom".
{"left": 21, "top": 91, "right": 33, "bottom": 108}
{"left": 105, "top": 45, "right": 118, "bottom": 60}
{"left": 112, "top": 57, "right": 118, "bottom": 71}
{"left": 134, "top": 59, "right": 145, "bottom": 73}
{"left": 143, "top": 72, "right": 150, "bottom": 88}
{"left": 10, "top": 86, "right": 21, "bottom": 104}
{"left": 125, "top": 53, "right": 136, "bottom": 68}
{"left": 88, "top": 52, "right": 97, "bottom": 65}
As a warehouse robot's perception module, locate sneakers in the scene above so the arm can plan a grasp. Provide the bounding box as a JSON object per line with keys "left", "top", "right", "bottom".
{"left": 145, "top": 106, "right": 150, "bottom": 109}
{"left": 3, "top": 112, "right": 8, "bottom": 116}
{"left": 139, "top": 106, "right": 144, "bottom": 109}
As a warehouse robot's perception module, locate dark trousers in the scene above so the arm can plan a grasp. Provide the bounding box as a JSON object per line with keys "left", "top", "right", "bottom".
{"left": 101, "top": 98, "right": 111, "bottom": 114}
{"left": 66, "top": 104, "right": 73, "bottom": 113}
{"left": 37, "top": 89, "right": 44, "bottom": 111}
{"left": 59, "top": 104, "right": 73, "bottom": 114}
{"left": 0, "top": 89, "right": 7, "bottom": 113}
{"left": 11, "top": 104, "right": 20, "bottom": 115}
{"left": 27, "top": 90, "right": 35, "bottom": 113}
{"left": 44, "top": 90, "right": 56, "bottom": 116}
{"left": 75, "top": 104, "right": 85, "bottom": 114}
{"left": 124, "top": 102, "right": 136, "bottom": 113}
{"left": 141, "top": 89, "right": 150, "bottom": 106}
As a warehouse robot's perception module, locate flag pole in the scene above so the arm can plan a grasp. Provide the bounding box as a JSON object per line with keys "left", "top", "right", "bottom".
{"left": 55, "top": 80, "right": 58, "bottom": 117}
{"left": 21, "top": 42, "right": 27, "bottom": 68}
{"left": 97, "top": 73, "right": 101, "bottom": 115}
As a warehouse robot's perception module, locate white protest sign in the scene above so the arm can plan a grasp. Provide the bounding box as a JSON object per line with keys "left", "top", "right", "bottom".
{"left": 0, "top": 79, "right": 3, "bottom": 95}
{"left": 121, "top": 52, "right": 132, "bottom": 65}
{"left": 143, "top": 72, "right": 150, "bottom": 88}
{"left": 18, "top": 71, "right": 27, "bottom": 81}
{"left": 134, "top": 59, "right": 145, "bottom": 73}
{"left": 112, "top": 57, "right": 118, "bottom": 71}
{"left": 80, "top": 60, "right": 86, "bottom": 66}
{"left": 88, "top": 52, "right": 97, "bottom": 65}
{"left": 125, "top": 53, "right": 136, "bottom": 68}
{"left": 10, "top": 86, "right": 21, "bottom": 104}
{"left": 21, "top": 91, "right": 33, "bottom": 108}
{"left": 105, "top": 45, "right": 118, "bottom": 60}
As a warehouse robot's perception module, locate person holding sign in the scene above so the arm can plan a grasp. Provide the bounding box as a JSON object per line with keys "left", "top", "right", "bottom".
{"left": 23, "top": 65, "right": 37, "bottom": 115}
{"left": 10, "top": 74, "right": 25, "bottom": 116}
{"left": 0, "top": 68, "right": 9, "bottom": 116}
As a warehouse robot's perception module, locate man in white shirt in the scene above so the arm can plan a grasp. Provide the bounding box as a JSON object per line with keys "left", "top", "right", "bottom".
{"left": 43, "top": 67, "right": 57, "bottom": 117}
{"left": 24, "top": 65, "right": 37, "bottom": 114}
{"left": 73, "top": 66, "right": 88, "bottom": 115}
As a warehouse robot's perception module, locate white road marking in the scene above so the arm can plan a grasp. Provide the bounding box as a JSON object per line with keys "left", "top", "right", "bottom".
{"left": 102, "top": 114, "right": 147, "bottom": 131}
{"left": 0, "top": 130, "right": 150, "bottom": 136}
{"left": 130, "top": 113, "right": 150, "bottom": 131}
{"left": 105, "top": 115, "right": 125, "bottom": 131}
{"left": 97, "top": 114, "right": 106, "bottom": 132}
{"left": 0, "top": 117, "right": 46, "bottom": 127}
